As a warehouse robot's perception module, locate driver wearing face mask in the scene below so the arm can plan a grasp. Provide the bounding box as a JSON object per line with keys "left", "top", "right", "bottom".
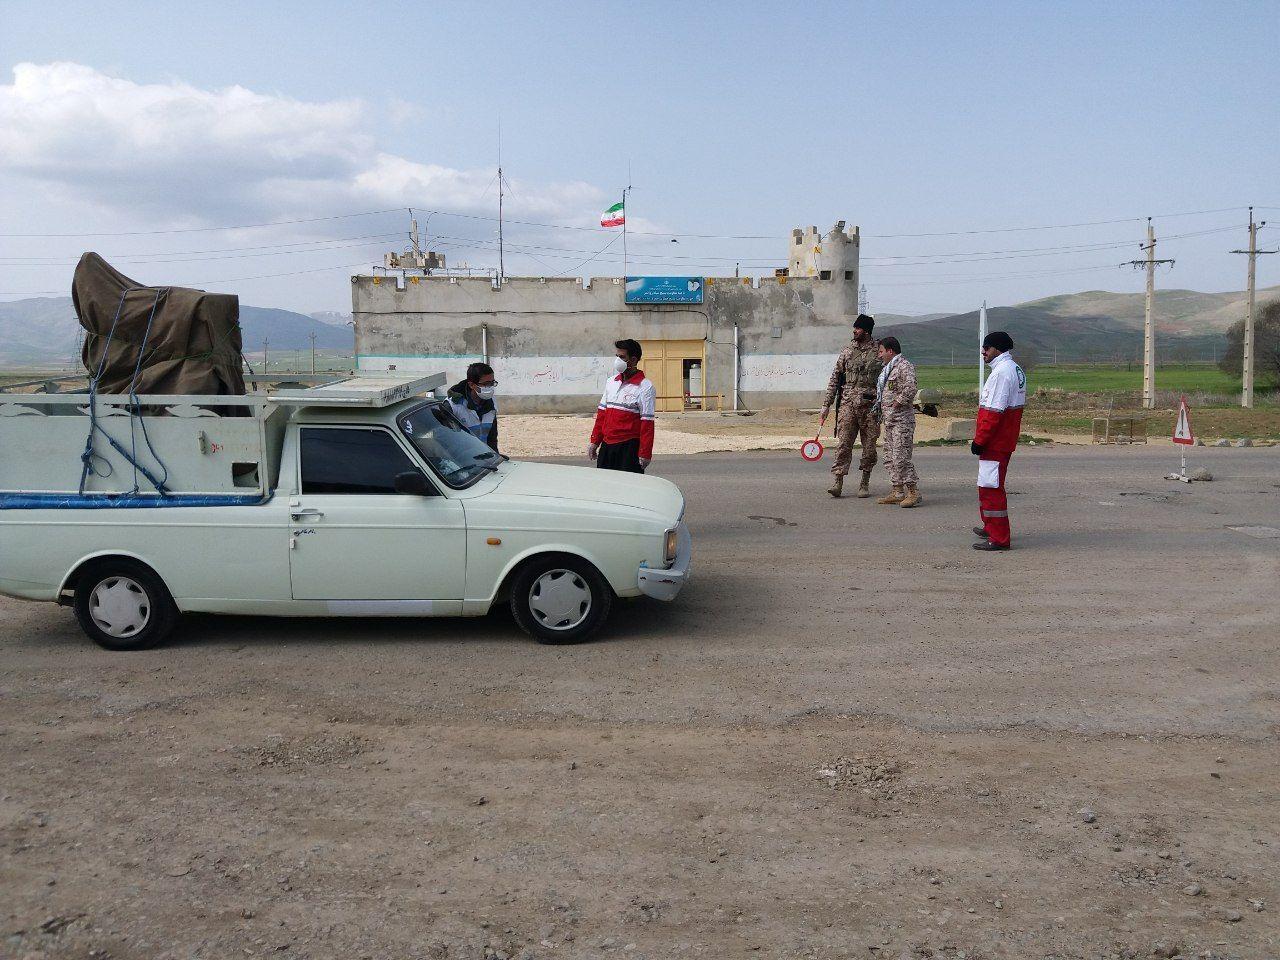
{"left": 446, "top": 361, "right": 500, "bottom": 453}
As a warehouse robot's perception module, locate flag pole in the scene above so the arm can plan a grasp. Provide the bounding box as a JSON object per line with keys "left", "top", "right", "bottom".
{"left": 622, "top": 161, "right": 632, "bottom": 280}
{"left": 621, "top": 185, "right": 630, "bottom": 280}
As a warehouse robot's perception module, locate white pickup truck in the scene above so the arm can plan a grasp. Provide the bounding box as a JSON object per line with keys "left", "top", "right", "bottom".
{"left": 0, "top": 373, "right": 691, "bottom": 650}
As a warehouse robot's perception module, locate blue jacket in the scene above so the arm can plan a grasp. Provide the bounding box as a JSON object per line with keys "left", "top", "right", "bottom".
{"left": 446, "top": 379, "right": 499, "bottom": 452}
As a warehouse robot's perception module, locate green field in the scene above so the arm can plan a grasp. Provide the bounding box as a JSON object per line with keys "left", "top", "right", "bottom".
{"left": 918, "top": 363, "right": 1254, "bottom": 398}
{"left": 2, "top": 360, "right": 1271, "bottom": 407}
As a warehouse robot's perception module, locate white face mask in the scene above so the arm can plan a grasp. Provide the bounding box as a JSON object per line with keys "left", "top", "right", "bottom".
{"left": 613, "top": 356, "right": 628, "bottom": 374}
{"left": 476, "top": 385, "right": 495, "bottom": 400}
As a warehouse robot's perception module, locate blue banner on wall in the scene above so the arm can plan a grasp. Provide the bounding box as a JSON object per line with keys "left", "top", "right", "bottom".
{"left": 624, "top": 276, "right": 704, "bottom": 304}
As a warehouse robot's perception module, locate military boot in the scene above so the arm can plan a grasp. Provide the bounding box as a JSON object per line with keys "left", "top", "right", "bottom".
{"left": 827, "top": 476, "right": 844, "bottom": 498}
{"left": 877, "top": 485, "right": 905, "bottom": 505}
{"left": 899, "top": 484, "right": 922, "bottom": 508}
{"left": 856, "top": 469, "right": 872, "bottom": 498}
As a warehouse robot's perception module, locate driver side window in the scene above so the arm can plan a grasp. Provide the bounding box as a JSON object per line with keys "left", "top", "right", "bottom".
{"left": 300, "top": 427, "right": 433, "bottom": 495}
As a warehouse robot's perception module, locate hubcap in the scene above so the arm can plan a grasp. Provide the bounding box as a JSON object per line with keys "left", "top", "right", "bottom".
{"left": 528, "top": 569, "right": 592, "bottom": 632}
{"left": 89, "top": 576, "right": 151, "bottom": 638}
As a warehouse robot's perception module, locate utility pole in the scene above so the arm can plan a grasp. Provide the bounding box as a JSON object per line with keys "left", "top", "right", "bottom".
{"left": 309, "top": 331, "right": 317, "bottom": 375}
{"left": 1230, "top": 208, "right": 1277, "bottom": 408}
{"left": 858, "top": 283, "right": 869, "bottom": 315}
{"left": 262, "top": 337, "right": 269, "bottom": 373}
{"left": 1122, "top": 219, "right": 1174, "bottom": 409}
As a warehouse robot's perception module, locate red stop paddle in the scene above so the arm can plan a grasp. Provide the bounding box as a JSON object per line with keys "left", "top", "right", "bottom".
{"left": 801, "top": 413, "right": 827, "bottom": 461}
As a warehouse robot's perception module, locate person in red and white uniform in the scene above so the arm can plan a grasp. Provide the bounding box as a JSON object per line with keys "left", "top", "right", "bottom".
{"left": 588, "top": 338, "right": 656, "bottom": 473}
{"left": 971, "top": 331, "right": 1026, "bottom": 551}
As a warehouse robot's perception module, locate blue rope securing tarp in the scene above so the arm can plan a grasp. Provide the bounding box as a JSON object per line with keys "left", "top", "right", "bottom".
{"left": 125, "top": 289, "right": 171, "bottom": 493}
{"left": 77, "top": 288, "right": 172, "bottom": 497}
{"left": 0, "top": 493, "right": 270, "bottom": 511}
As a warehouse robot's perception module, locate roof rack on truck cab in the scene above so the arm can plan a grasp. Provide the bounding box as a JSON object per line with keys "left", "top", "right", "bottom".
{"left": 267, "top": 372, "right": 445, "bottom": 408}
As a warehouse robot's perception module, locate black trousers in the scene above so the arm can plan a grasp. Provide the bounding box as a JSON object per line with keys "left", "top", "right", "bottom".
{"left": 597, "top": 437, "right": 644, "bottom": 473}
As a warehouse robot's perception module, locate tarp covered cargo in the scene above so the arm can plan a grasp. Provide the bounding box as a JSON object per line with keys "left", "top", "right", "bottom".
{"left": 74, "top": 252, "right": 246, "bottom": 396}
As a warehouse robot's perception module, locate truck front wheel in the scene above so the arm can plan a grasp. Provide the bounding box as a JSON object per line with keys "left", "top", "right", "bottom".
{"left": 509, "top": 555, "right": 612, "bottom": 645}
{"left": 73, "top": 559, "right": 179, "bottom": 651}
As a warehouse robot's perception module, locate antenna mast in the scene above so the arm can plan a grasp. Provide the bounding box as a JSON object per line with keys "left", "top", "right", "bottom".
{"left": 497, "top": 122, "right": 505, "bottom": 284}
{"left": 409, "top": 208, "right": 421, "bottom": 259}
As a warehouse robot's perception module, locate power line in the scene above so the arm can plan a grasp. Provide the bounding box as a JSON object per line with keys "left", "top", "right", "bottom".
{"left": 0, "top": 260, "right": 378, "bottom": 296}
{"left": 0, "top": 231, "right": 402, "bottom": 262}
{"left": 0, "top": 237, "right": 401, "bottom": 267}
{"left": 403, "top": 204, "right": 1252, "bottom": 241}
{"left": 422, "top": 221, "right": 1242, "bottom": 270}
{"left": 864, "top": 263, "right": 1125, "bottom": 287}
{"left": 552, "top": 233, "right": 623, "bottom": 277}
{"left": 0, "top": 209, "right": 406, "bottom": 239}
{"left": 0, "top": 221, "right": 1243, "bottom": 273}
{"left": 860, "top": 206, "right": 1248, "bottom": 239}
{"left": 0, "top": 203, "right": 1253, "bottom": 242}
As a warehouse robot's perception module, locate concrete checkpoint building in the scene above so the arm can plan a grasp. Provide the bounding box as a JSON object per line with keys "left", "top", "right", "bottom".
{"left": 352, "top": 222, "right": 861, "bottom": 413}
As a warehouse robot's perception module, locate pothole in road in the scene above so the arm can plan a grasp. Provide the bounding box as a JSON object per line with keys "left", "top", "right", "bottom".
{"left": 748, "top": 515, "right": 797, "bottom": 527}
{"left": 1119, "top": 491, "right": 1180, "bottom": 503}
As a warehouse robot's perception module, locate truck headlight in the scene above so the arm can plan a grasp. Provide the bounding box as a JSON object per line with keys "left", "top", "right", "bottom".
{"left": 664, "top": 528, "right": 679, "bottom": 564}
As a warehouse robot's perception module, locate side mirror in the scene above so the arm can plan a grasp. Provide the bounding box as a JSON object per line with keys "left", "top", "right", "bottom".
{"left": 394, "top": 470, "right": 435, "bottom": 496}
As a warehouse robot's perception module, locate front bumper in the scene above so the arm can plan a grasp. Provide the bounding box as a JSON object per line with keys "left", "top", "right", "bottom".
{"left": 638, "top": 522, "right": 691, "bottom": 602}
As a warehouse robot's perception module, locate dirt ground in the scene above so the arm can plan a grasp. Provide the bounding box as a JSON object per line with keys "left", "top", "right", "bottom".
{"left": 498, "top": 409, "right": 1278, "bottom": 460}
{"left": 2, "top": 446, "right": 1279, "bottom": 960}
{"left": 501, "top": 412, "right": 1059, "bottom": 460}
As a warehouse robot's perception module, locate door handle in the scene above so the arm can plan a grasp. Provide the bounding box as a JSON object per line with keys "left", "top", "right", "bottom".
{"left": 290, "top": 508, "right": 325, "bottom": 520}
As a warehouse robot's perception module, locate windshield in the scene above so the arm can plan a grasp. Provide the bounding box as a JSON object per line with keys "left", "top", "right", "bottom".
{"left": 396, "top": 401, "right": 501, "bottom": 488}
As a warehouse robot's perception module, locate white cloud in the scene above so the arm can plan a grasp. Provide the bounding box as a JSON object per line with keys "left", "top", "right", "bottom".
{"left": 0, "top": 61, "right": 600, "bottom": 225}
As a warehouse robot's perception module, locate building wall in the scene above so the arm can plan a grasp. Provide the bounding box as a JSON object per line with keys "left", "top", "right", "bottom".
{"left": 352, "top": 224, "right": 862, "bottom": 413}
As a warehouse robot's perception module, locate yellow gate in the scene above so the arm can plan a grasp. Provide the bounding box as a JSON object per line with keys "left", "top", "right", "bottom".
{"left": 638, "top": 339, "right": 707, "bottom": 412}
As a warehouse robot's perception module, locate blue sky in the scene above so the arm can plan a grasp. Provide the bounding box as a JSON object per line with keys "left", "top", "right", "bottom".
{"left": 1, "top": 0, "right": 1277, "bottom": 314}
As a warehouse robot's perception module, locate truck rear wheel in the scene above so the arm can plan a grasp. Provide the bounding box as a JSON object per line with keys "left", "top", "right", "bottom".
{"left": 73, "top": 559, "right": 179, "bottom": 651}
{"left": 509, "top": 555, "right": 612, "bottom": 645}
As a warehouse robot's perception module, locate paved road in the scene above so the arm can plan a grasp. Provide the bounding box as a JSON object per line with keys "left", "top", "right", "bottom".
{"left": 2, "top": 445, "right": 1278, "bottom": 959}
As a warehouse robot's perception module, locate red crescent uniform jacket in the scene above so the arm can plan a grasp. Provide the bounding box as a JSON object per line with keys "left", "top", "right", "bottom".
{"left": 590, "top": 368, "right": 656, "bottom": 459}
{"left": 974, "top": 352, "right": 1027, "bottom": 454}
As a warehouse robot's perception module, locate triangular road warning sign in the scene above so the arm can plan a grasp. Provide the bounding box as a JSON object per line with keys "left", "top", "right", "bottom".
{"left": 1173, "top": 396, "right": 1194, "bottom": 445}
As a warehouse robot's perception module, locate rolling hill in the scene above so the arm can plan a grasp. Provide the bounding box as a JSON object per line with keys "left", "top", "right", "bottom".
{"left": 874, "top": 286, "right": 1279, "bottom": 364}
{"left": 0, "top": 297, "right": 351, "bottom": 366}
{"left": 1, "top": 285, "right": 1274, "bottom": 368}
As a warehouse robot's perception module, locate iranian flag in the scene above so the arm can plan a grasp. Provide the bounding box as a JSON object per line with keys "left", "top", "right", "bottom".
{"left": 600, "top": 201, "right": 625, "bottom": 228}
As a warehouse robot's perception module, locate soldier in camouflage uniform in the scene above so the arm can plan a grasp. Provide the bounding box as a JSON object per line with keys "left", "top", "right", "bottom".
{"left": 873, "top": 336, "right": 922, "bottom": 507}
{"left": 820, "top": 314, "right": 882, "bottom": 498}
